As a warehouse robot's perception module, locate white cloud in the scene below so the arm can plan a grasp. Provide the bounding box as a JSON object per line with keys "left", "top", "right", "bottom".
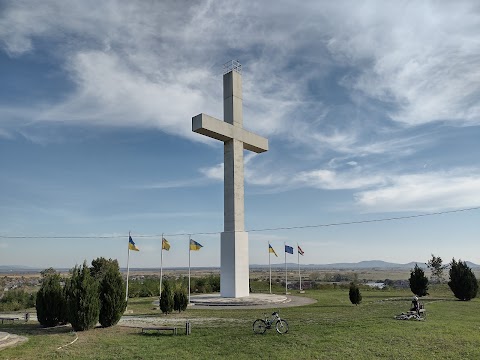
{"left": 200, "top": 163, "right": 223, "bottom": 181}
{"left": 293, "top": 169, "right": 386, "bottom": 190}
{"left": 35, "top": 51, "right": 212, "bottom": 140}
{"left": 2, "top": 1, "right": 479, "bottom": 134}
{"left": 324, "top": 1, "right": 480, "bottom": 126}
{"left": 355, "top": 170, "right": 480, "bottom": 212}
{"left": 128, "top": 179, "right": 208, "bottom": 190}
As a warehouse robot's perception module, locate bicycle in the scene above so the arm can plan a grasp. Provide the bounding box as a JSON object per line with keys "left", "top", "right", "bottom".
{"left": 253, "top": 311, "right": 288, "bottom": 334}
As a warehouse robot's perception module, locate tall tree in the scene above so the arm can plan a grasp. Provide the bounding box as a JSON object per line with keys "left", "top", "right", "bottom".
{"left": 94, "top": 258, "right": 126, "bottom": 327}
{"left": 426, "top": 254, "right": 447, "bottom": 283}
{"left": 65, "top": 261, "right": 100, "bottom": 331}
{"left": 448, "top": 258, "right": 478, "bottom": 301}
{"left": 409, "top": 264, "right": 429, "bottom": 297}
{"left": 36, "top": 270, "right": 66, "bottom": 327}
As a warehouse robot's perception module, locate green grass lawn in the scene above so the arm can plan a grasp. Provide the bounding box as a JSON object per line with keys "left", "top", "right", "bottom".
{"left": 1, "top": 286, "right": 479, "bottom": 359}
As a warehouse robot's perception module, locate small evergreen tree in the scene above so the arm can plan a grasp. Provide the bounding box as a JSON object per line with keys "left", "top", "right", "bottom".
{"left": 409, "top": 264, "right": 429, "bottom": 297}
{"left": 36, "top": 271, "right": 66, "bottom": 327}
{"left": 98, "top": 261, "right": 126, "bottom": 327}
{"left": 349, "top": 282, "right": 362, "bottom": 305}
{"left": 173, "top": 287, "right": 188, "bottom": 313}
{"left": 448, "top": 258, "right": 478, "bottom": 301}
{"left": 65, "top": 261, "right": 100, "bottom": 331}
{"left": 159, "top": 281, "right": 174, "bottom": 314}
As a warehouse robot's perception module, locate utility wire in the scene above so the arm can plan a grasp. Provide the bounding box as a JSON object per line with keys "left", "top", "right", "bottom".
{"left": 0, "top": 206, "right": 479, "bottom": 239}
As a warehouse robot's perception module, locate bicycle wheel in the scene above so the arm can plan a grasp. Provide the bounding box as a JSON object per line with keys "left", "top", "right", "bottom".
{"left": 276, "top": 319, "right": 288, "bottom": 334}
{"left": 253, "top": 319, "right": 267, "bottom": 334}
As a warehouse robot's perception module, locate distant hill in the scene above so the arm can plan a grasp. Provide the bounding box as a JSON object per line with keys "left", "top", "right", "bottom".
{"left": 2, "top": 260, "right": 479, "bottom": 272}
{"left": 0, "top": 265, "right": 35, "bottom": 270}
{"left": 251, "top": 260, "right": 480, "bottom": 270}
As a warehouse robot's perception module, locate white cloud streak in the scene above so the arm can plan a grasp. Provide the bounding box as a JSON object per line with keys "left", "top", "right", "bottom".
{"left": 355, "top": 170, "right": 480, "bottom": 212}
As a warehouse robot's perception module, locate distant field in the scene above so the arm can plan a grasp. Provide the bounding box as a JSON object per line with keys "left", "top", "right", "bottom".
{"left": 1, "top": 285, "right": 479, "bottom": 359}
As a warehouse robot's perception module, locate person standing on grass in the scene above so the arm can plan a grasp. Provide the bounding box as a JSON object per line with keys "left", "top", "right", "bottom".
{"left": 411, "top": 296, "right": 419, "bottom": 313}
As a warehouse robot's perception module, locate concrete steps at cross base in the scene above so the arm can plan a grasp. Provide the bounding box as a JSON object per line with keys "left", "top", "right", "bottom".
{"left": 0, "top": 332, "right": 28, "bottom": 350}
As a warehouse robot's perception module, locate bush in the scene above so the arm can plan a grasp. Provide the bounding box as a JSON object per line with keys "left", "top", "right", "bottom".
{"left": 36, "top": 272, "right": 66, "bottom": 327}
{"left": 409, "top": 264, "right": 429, "bottom": 297}
{"left": 448, "top": 259, "right": 478, "bottom": 301}
{"left": 349, "top": 282, "right": 362, "bottom": 305}
{"left": 159, "top": 281, "right": 174, "bottom": 314}
{"left": 207, "top": 275, "right": 220, "bottom": 292}
{"left": 65, "top": 261, "right": 100, "bottom": 331}
{"left": 173, "top": 287, "right": 188, "bottom": 313}
{"left": 97, "top": 260, "right": 126, "bottom": 327}
{"left": 0, "top": 289, "right": 35, "bottom": 311}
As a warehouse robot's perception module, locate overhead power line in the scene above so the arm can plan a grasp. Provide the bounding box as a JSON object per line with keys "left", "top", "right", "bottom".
{"left": 0, "top": 206, "right": 479, "bottom": 239}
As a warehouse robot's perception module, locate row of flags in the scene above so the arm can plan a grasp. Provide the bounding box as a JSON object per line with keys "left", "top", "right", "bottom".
{"left": 127, "top": 234, "right": 205, "bottom": 303}
{"left": 128, "top": 234, "right": 305, "bottom": 298}
{"left": 128, "top": 235, "right": 204, "bottom": 252}
{"left": 131, "top": 235, "right": 303, "bottom": 258}
{"left": 268, "top": 242, "right": 306, "bottom": 294}
{"left": 269, "top": 243, "right": 304, "bottom": 257}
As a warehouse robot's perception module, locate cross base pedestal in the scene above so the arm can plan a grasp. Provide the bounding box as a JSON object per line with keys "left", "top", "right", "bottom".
{"left": 220, "top": 231, "right": 250, "bottom": 297}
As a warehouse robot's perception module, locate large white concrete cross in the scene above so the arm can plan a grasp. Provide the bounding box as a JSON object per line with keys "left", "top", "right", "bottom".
{"left": 192, "top": 61, "right": 268, "bottom": 297}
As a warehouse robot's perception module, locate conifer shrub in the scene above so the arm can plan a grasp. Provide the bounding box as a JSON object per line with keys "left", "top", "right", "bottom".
{"left": 448, "top": 259, "right": 478, "bottom": 301}
{"left": 159, "top": 281, "right": 174, "bottom": 314}
{"left": 96, "top": 259, "right": 126, "bottom": 327}
{"left": 36, "top": 271, "right": 66, "bottom": 327}
{"left": 409, "top": 264, "right": 429, "bottom": 297}
{"left": 64, "top": 261, "right": 100, "bottom": 331}
{"left": 349, "top": 282, "right": 362, "bottom": 305}
{"left": 173, "top": 287, "right": 188, "bottom": 313}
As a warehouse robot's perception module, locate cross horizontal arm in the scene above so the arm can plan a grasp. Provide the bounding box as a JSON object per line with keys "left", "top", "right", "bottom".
{"left": 192, "top": 113, "right": 268, "bottom": 153}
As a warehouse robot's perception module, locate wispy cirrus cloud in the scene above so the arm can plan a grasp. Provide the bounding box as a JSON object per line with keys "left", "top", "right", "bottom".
{"left": 3, "top": 1, "right": 479, "bottom": 139}
{"left": 354, "top": 170, "right": 480, "bottom": 212}
{"left": 127, "top": 178, "right": 209, "bottom": 190}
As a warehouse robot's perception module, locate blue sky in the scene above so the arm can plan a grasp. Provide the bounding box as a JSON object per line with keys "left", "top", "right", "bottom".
{"left": 1, "top": 1, "right": 479, "bottom": 269}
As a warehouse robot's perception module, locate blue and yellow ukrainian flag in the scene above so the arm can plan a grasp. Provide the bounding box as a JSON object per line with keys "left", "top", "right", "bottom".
{"left": 269, "top": 243, "right": 278, "bottom": 257}
{"left": 189, "top": 239, "right": 203, "bottom": 251}
{"left": 128, "top": 236, "right": 139, "bottom": 251}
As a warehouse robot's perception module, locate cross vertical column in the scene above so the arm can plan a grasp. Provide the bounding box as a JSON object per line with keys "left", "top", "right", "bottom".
{"left": 192, "top": 61, "right": 268, "bottom": 298}
{"left": 223, "top": 70, "right": 244, "bottom": 233}
{"left": 221, "top": 70, "right": 249, "bottom": 297}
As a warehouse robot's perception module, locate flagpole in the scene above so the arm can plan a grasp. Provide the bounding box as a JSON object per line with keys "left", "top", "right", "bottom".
{"left": 188, "top": 235, "right": 191, "bottom": 304}
{"left": 159, "top": 233, "right": 164, "bottom": 305}
{"left": 125, "top": 231, "right": 131, "bottom": 303}
{"left": 285, "top": 242, "right": 287, "bottom": 295}
{"left": 269, "top": 242, "right": 272, "bottom": 294}
{"left": 298, "top": 242, "right": 301, "bottom": 291}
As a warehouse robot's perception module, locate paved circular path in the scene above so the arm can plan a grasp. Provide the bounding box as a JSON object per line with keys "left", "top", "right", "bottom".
{"left": 121, "top": 294, "right": 316, "bottom": 328}
{"left": 152, "top": 293, "right": 316, "bottom": 310}
{"left": 189, "top": 293, "right": 316, "bottom": 309}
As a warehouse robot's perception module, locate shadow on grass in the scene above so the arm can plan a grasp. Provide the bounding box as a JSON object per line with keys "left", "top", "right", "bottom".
{"left": 0, "top": 323, "right": 73, "bottom": 336}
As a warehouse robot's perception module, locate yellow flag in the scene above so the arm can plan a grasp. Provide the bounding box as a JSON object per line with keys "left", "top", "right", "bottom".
{"left": 162, "top": 237, "right": 170, "bottom": 251}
